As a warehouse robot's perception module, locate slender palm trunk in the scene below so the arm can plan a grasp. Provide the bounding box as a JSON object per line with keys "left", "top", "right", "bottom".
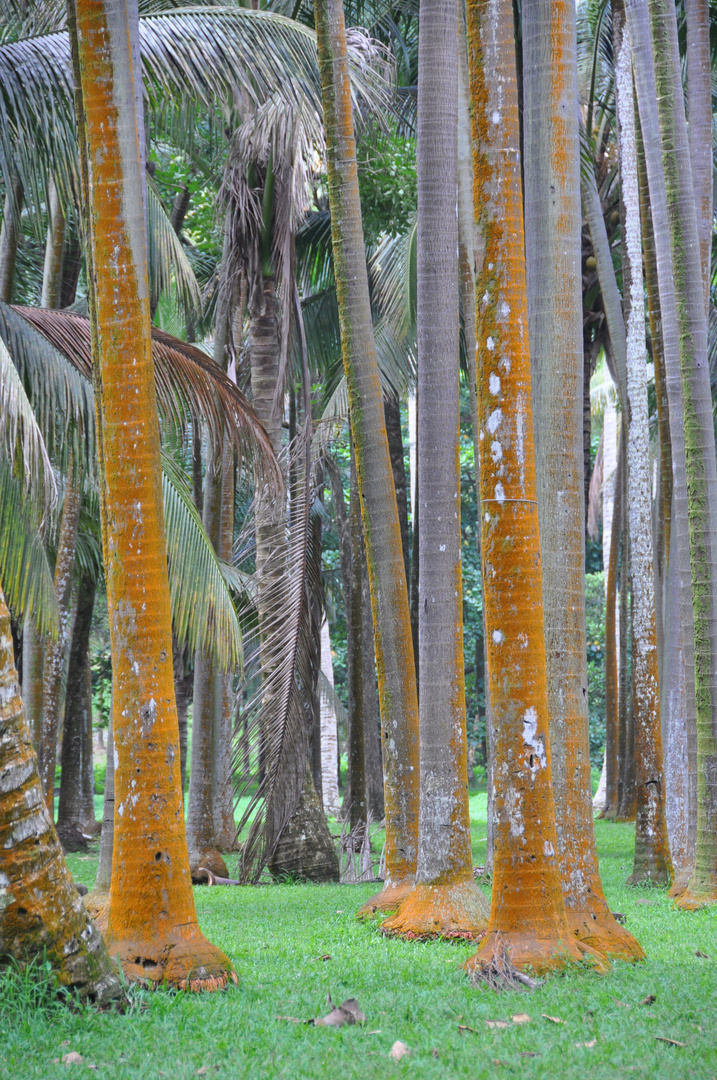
{"left": 0, "top": 177, "right": 22, "bottom": 304}
{"left": 685, "top": 0, "right": 712, "bottom": 313}
{"left": 464, "top": 0, "right": 596, "bottom": 973}
{"left": 69, "top": 0, "right": 233, "bottom": 986}
{"left": 315, "top": 0, "right": 420, "bottom": 915}
{"left": 57, "top": 574, "right": 97, "bottom": 831}
{"left": 522, "top": 0, "right": 640, "bottom": 958}
{"left": 0, "top": 584, "right": 122, "bottom": 1002}
{"left": 615, "top": 32, "right": 672, "bottom": 884}
{"left": 213, "top": 439, "right": 237, "bottom": 851}
{"left": 603, "top": 429, "right": 624, "bottom": 819}
{"left": 38, "top": 463, "right": 81, "bottom": 813}
{"left": 625, "top": 0, "right": 717, "bottom": 907}
{"left": 384, "top": 0, "right": 488, "bottom": 940}
{"left": 319, "top": 617, "right": 341, "bottom": 817}
{"left": 362, "top": 550, "right": 384, "bottom": 821}
{"left": 21, "top": 620, "right": 44, "bottom": 748}
{"left": 90, "top": 717, "right": 114, "bottom": 896}
{"left": 346, "top": 454, "right": 367, "bottom": 837}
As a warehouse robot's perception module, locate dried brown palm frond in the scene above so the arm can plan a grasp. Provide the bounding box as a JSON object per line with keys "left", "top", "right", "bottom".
{"left": 9, "top": 305, "right": 279, "bottom": 479}
{"left": 466, "top": 936, "right": 542, "bottom": 992}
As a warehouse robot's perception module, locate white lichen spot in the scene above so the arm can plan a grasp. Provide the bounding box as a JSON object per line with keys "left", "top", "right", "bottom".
{"left": 486, "top": 336, "right": 495, "bottom": 352}
{"left": 487, "top": 408, "right": 502, "bottom": 434}
{"left": 495, "top": 482, "right": 505, "bottom": 503}
{"left": 491, "top": 440, "right": 503, "bottom": 463}
{"left": 505, "top": 785, "right": 524, "bottom": 839}
{"left": 114, "top": 746, "right": 119, "bottom": 771}
{"left": 522, "top": 707, "right": 547, "bottom": 776}
{"left": 117, "top": 803, "right": 125, "bottom": 817}
{"left": 492, "top": 629, "right": 503, "bottom": 644}
{"left": 439, "top": 544, "right": 446, "bottom": 552}
{"left": 518, "top": 632, "right": 528, "bottom": 649}
{"left": 485, "top": 511, "right": 490, "bottom": 523}
{"left": 500, "top": 301, "right": 510, "bottom": 318}
{"left": 544, "top": 840, "right": 555, "bottom": 857}
{"left": 489, "top": 373, "right": 501, "bottom": 396}
{"left": 492, "top": 110, "right": 500, "bottom": 124}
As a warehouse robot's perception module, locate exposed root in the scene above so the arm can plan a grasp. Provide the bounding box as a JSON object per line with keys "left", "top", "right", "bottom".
{"left": 465, "top": 927, "right": 609, "bottom": 978}
{"left": 464, "top": 935, "right": 542, "bottom": 991}
{"left": 567, "top": 910, "right": 645, "bottom": 962}
{"left": 104, "top": 925, "right": 235, "bottom": 990}
{"left": 356, "top": 879, "right": 414, "bottom": 919}
{"left": 380, "top": 880, "right": 490, "bottom": 941}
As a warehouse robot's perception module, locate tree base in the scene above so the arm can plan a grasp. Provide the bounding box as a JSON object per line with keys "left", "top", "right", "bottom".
{"left": 188, "top": 848, "right": 229, "bottom": 883}
{"left": 567, "top": 910, "right": 644, "bottom": 961}
{"left": 104, "top": 924, "right": 236, "bottom": 990}
{"left": 465, "top": 928, "right": 609, "bottom": 977}
{"left": 626, "top": 866, "right": 671, "bottom": 888}
{"left": 356, "top": 879, "right": 414, "bottom": 919}
{"left": 380, "top": 880, "right": 490, "bottom": 940}
{"left": 671, "top": 883, "right": 717, "bottom": 911}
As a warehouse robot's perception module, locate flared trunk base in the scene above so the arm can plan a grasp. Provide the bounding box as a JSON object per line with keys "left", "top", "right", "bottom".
{"left": 627, "top": 864, "right": 672, "bottom": 888}
{"left": 671, "top": 881, "right": 717, "bottom": 910}
{"left": 465, "top": 927, "right": 608, "bottom": 977}
{"left": 567, "top": 910, "right": 644, "bottom": 961}
{"left": 104, "top": 924, "right": 235, "bottom": 990}
{"left": 356, "top": 878, "right": 415, "bottom": 919}
{"left": 380, "top": 880, "right": 489, "bottom": 940}
{"left": 188, "top": 848, "right": 229, "bottom": 883}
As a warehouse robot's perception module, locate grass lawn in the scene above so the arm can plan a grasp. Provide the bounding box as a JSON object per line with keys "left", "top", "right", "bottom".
{"left": 3, "top": 794, "right": 717, "bottom": 1079}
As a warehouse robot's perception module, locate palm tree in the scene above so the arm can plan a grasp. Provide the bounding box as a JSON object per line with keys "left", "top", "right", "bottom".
{"left": 381, "top": 0, "right": 488, "bottom": 939}
{"left": 68, "top": 0, "right": 234, "bottom": 988}
{"left": 464, "top": 0, "right": 601, "bottom": 975}
{"left": 522, "top": 0, "right": 641, "bottom": 958}
{"left": 314, "top": 0, "right": 420, "bottom": 914}
{"left": 624, "top": 0, "right": 717, "bottom": 908}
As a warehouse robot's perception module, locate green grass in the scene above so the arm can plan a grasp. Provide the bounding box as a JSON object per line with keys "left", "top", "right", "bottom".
{"left": 3, "top": 795, "right": 717, "bottom": 1079}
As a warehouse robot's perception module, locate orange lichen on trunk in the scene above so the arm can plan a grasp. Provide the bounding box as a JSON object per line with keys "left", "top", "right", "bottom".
{"left": 70, "top": 0, "right": 232, "bottom": 988}
{"left": 464, "top": 0, "right": 605, "bottom": 975}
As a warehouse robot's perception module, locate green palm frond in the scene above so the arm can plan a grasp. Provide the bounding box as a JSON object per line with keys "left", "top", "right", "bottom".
{"left": 369, "top": 217, "right": 417, "bottom": 338}
{"left": 147, "top": 175, "right": 202, "bottom": 317}
{"left": 161, "top": 449, "right": 242, "bottom": 670}
{"left": 0, "top": 456, "right": 58, "bottom": 634}
{"left": 0, "top": 300, "right": 95, "bottom": 473}
{"left": 0, "top": 335, "right": 56, "bottom": 510}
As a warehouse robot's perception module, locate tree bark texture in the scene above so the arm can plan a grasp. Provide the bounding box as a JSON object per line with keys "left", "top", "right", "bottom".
{"left": 615, "top": 33, "right": 672, "bottom": 884}
{"left": 70, "top": 0, "right": 233, "bottom": 987}
{"left": 685, "top": 0, "right": 712, "bottom": 313}
{"left": 319, "top": 617, "right": 341, "bottom": 817}
{"left": 522, "top": 0, "right": 641, "bottom": 958}
{"left": 384, "top": 0, "right": 488, "bottom": 941}
{"left": 0, "top": 177, "right": 22, "bottom": 304}
{"left": 464, "top": 0, "right": 594, "bottom": 974}
{"left": 57, "top": 574, "right": 97, "bottom": 832}
{"left": 626, "top": 0, "right": 717, "bottom": 907}
{"left": 315, "top": 0, "right": 420, "bottom": 916}
{"left": 0, "top": 584, "right": 123, "bottom": 1002}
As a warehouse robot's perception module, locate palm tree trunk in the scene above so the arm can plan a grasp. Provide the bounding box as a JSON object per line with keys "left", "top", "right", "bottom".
{"left": 0, "top": 584, "right": 122, "bottom": 1002}
{"left": 383, "top": 395, "right": 409, "bottom": 587}
{"left": 69, "top": 0, "right": 233, "bottom": 987}
{"left": 38, "top": 463, "right": 81, "bottom": 813}
{"left": 90, "top": 717, "right": 114, "bottom": 897}
{"left": 685, "top": 0, "right": 712, "bottom": 312}
{"left": 464, "top": 0, "right": 593, "bottom": 974}
{"left": 319, "top": 617, "right": 341, "bottom": 817}
{"left": 57, "top": 574, "right": 97, "bottom": 831}
{"left": 0, "top": 176, "right": 22, "bottom": 304}
{"left": 212, "top": 438, "right": 237, "bottom": 851}
{"left": 362, "top": 547, "right": 384, "bottom": 821}
{"left": 522, "top": 0, "right": 642, "bottom": 958}
{"left": 21, "top": 619, "right": 44, "bottom": 748}
{"left": 314, "top": 0, "right": 420, "bottom": 916}
{"left": 625, "top": 0, "right": 717, "bottom": 907}
{"left": 615, "top": 30, "right": 672, "bottom": 883}
{"left": 385, "top": 0, "right": 489, "bottom": 940}
{"left": 40, "top": 180, "right": 65, "bottom": 311}
{"left": 603, "top": 427, "right": 624, "bottom": 820}
{"left": 345, "top": 449, "right": 367, "bottom": 836}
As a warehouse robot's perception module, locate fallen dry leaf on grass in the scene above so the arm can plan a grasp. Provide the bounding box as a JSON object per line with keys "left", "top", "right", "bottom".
{"left": 389, "top": 1041, "right": 410, "bottom": 1060}
{"left": 311, "top": 954, "right": 332, "bottom": 962}
{"left": 314, "top": 995, "right": 366, "bottom": 1027}
{"left": 512, "top": 1013, "right": 531, "bottom": 1024}
{"left": 431, "top": 1049, "right": 440, "bottom": 1059}
{"left": 541, "top": 1014, "right": 564, "bottom": 1024}
{"left": 458, "top": 1024, "right": 480, "bottom": 1036}
{"left": 696, "top": 950, "right": 709, "bottom": 958}
{"left": 654, "top": 1037, "right": 686, "bottom": 1047}
{"left": 485, "top": 1020, "right": 511, "bottom": 1029}
{"left": 62, "top": 1053, "right": 84, "bottom": 1065}
{"left": 520, "top": 1051, "right": 540, "bottom": 1058}
{"left": 641, "top": 995, "right": 656, "bottom": 1006}
{"left": 575, "top": 1040, "right": 597, "bottom": 1049}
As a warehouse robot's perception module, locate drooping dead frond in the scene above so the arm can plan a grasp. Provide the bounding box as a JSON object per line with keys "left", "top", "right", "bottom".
{"left": 232, "top": 425, "right": 322, "bottom": 882}
{"left": 10, "top": 306, "right": 279, "bottom": 483}
{"left": 0, "top": 336, "right": 55, "bottom": 513}
{"left": 587, "top": 428, "right": 604, "bottom": 541}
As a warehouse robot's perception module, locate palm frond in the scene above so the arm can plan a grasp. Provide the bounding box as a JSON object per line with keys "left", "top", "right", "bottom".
{"left": 161, "top": 449, "right": 242, "bottom": 670}
{"left": 0, "top": 335, "right": 56, "bottom": 511}
{"left": 0, "top": 456, "right": 58, "bottom": 634}
{"left": 232, "top": 428, "right": 319, "bottom": 881}
{"left": 147, "top": 175, "right": 202, "bottom": 318}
